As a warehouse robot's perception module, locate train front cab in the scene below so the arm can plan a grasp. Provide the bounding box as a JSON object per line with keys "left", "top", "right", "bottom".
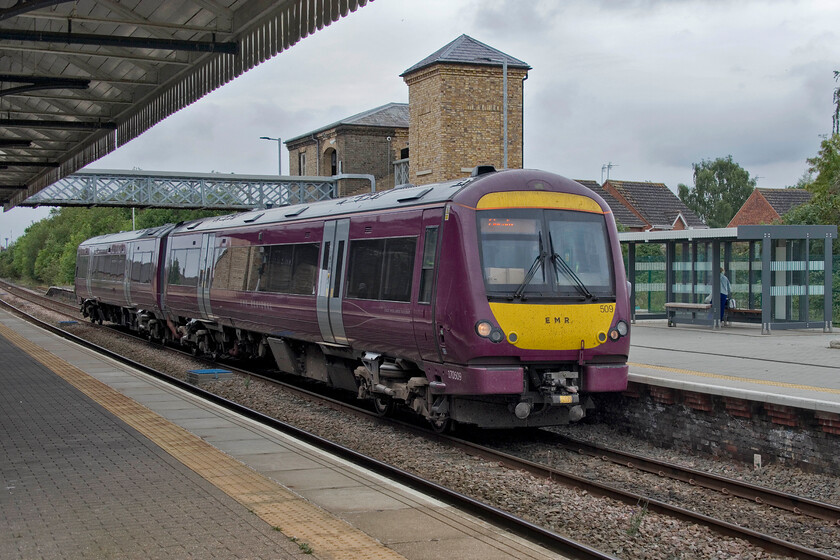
{"left": 425, "top": 177, "right": 631, "bottom": 429}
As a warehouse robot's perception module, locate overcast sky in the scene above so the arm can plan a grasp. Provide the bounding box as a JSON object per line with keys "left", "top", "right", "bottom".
{"left": 3, "top": 0, "right": 839, "bottom": 243}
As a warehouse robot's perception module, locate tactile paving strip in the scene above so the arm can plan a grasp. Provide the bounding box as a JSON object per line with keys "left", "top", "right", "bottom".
{"left": 0, "top": 323, "right": 406, "bottom": 560}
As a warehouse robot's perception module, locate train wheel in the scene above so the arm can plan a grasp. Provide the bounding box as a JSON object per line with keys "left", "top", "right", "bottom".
{"left": 429, "top": 417, "right": 451, "bottom": 434}
{"left": 372, "top": 395, "right": 394, "bottom": 417}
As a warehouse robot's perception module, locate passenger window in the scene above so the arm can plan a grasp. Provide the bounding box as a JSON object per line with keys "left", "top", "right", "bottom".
{"left": 347, "top": 237, "right": 416, "bottom": 302}
{"left": 418, "top": 227, "right": 438, "bottom": 303}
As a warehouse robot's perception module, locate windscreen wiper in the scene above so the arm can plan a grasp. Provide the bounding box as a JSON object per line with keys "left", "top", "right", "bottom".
{"left": 549, "top": 233, "right": 596, "bottom": 301}
{"left": 511, "top": 232, "right": 545, "bottom": 300}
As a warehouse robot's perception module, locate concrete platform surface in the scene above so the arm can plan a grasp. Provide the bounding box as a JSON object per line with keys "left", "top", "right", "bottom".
{"left": 629, "top": 320, "right": 840, "bottom": 413}
{"left": 0, "top": 308, "right": 567, "bottom": 560}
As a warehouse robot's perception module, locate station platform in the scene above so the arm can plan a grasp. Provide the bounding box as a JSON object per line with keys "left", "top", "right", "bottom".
{"left": 628, "top": 320, "right": 840, "bottom": 414}
{"left": 0, "top": 308, "right": 564, "bottom": 560}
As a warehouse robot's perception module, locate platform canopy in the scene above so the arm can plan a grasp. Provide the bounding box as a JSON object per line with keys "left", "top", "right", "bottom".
{"left": 0, "top": 0, "right": 372, "bottom": 210}
{"left": 620, "top": 225, "right": 838, "bottom": 334}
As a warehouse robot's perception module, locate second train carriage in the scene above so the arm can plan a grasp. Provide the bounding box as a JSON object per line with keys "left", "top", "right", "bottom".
{"left": 77, "top": 168, "right": 631, "bottom": 429}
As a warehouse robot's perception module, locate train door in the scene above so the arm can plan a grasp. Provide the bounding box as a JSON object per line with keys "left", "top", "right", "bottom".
{"left": 124, "top": 243, "right": 134, "bottom": 306}
{"left": 197, "top": 233, "right": 215, "bottom": 318}
{"left": 413, "top": 209, "right": 444, "bottom": 362}
{"left": 317, "top": 219, "right": 350, "bottom": 344}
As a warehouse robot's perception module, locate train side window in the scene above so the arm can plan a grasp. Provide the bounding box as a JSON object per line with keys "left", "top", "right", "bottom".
{"left": 290, "top": 243, "right": 319, "bottom": 295}
{"left": 418, "top": 227, "right": 438, "bottom": 303}
{"left": 76, "top": 255, "right": 89, "bottom": 279}
{"left": 169, "top": 248, "right": 200, "bottom": 286}
{"left": 347, "top": 239, "right": 384, "bottom": 299}
{"left": 140, "top": 253, "right": 153, "bottom": 284}
{"left": 261, "top": 245, "right": 294, "bottom": 292}
{"left": 381, "top": 238, "right": 415, "bottom": 302}
{"left": 347, "top": 237, "right": 416, "bottom": 302}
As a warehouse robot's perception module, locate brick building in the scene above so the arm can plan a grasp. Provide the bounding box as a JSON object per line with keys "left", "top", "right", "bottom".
{"left": 400, "top": 34, "right": 530, "bottom": 185}
{"left": 599, "top": 180, "right": 706, "bottom": 231}
{"left": 285, "top": 103, "right": 409, "bottom": 196}
{"left": 727, "top": 188, "right": 813, "bottom": 226}
{"left": 285, "top": 35, "right": 528, "bottom": 190}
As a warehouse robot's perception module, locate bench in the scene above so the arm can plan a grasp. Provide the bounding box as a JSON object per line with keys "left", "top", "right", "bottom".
{"left": 664, "top": 302, "right": 711, "bottom": 327}
{"left": 726, "top": 307, "right": 762, "bottom": 324}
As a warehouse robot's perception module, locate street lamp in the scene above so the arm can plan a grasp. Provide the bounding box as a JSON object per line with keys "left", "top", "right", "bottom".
{"left": 259, "top": 136, "right": 282, "bottom": 176}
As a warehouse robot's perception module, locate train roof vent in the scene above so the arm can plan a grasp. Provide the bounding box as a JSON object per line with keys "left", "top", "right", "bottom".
{"left": 471, "top": 165, "right": 497, "bottom": 177}
{"left": 285, "top": 206, "right": 308, "bottom": 217}
{"left": 243, "top": 212, "right": 264, "bottom": 223}
{"left": 186, "top": 221, "right": 201, "bottom": 230}
{"left": 398, "top": 187, "right": 433, "bottom": 203}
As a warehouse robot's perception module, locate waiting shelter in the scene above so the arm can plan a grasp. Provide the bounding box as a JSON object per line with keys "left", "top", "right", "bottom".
{"left": 620, "top": 225, "right": 837, "bottom": 334}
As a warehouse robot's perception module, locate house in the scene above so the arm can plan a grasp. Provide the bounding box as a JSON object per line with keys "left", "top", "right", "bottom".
{"left": 285, "top": 103, "right": 409, "bottom": 196}
{"left": 576, "top": 180, "right": 647, "bottom": 231}
{"left": 285, "top": 35, "right": 529, "bottom": 191}
{"left": 601, "top": 180, "right": 707, "bottom": 231}
{"left": 727, "top": 188, "right": 813, "bottom": 227}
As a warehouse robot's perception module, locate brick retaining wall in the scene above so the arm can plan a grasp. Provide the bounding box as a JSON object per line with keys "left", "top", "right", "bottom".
{"left": 595, "top": 382, "right": 840, "bottom": 476}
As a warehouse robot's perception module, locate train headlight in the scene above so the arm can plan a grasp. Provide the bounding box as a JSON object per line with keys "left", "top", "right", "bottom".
{"left": 475, "top": 321, "right": 493, "bottom": 338}
{"left": 609, "top": 329, "right": 621, "bottom": 341}
{"left": 615, "top": 320, "right": 629, "bottom": 337}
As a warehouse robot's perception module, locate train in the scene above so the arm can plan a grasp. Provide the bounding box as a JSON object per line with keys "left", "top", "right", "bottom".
{"left": 75, "top": 167, "right": 630, "bottom": 430}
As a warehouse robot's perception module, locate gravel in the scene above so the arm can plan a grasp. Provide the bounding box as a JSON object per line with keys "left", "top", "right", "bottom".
{"left": 7, "top": 292, "right": 839, "bottom": 560}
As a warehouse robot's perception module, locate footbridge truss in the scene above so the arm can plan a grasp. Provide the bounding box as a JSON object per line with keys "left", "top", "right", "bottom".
{"left": 18, "top": 169, "right": 374, "bottom": 210}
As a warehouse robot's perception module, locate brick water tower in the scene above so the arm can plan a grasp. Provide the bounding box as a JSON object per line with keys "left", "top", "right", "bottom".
{"left": 401, "top": 35, "right": 530, "bottom": 185}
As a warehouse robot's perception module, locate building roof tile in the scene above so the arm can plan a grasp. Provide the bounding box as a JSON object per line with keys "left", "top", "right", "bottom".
{"left": 286, "top": 103, "right": 408, "bottom": 144}
{"left": 757, "top": 188, "right": 812, "bottom": 216}
{"left": 576, "top": 180, "right": 647, "bottom": 229}
{"left": 401, "top": 34, "right": 530, "bottom": 76}
{"left": 605, "top": 180, "right": 707, "bottom": 229}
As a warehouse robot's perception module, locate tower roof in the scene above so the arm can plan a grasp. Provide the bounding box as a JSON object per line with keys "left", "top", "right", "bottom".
{"left": 400, "top": 34, "right": 530, "bottom": 77}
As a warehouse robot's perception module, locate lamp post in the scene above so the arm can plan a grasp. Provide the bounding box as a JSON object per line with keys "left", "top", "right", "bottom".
{"left": 259, "top": 136, "right": 282, "bottom": 176}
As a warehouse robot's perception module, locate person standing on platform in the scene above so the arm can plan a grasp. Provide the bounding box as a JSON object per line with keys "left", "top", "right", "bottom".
{"left": 719, "top": 267, "right": 731, "bottom": 321}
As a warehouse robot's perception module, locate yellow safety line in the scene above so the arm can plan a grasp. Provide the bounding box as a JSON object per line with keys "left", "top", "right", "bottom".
{"left": 629, "top": 361, "right": 840, "bottom": 395}
{"left": 0, "top": 323, "right": 405, "bottom": 560}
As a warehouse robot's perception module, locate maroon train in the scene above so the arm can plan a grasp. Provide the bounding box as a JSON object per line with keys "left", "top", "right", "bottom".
{"left": 75, "top": 168, "right": 630, "bottom": 429}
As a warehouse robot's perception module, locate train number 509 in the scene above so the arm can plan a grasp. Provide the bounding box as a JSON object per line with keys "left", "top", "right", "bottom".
{"left": 599, "top": 304, "right": 615, "bottom": 313}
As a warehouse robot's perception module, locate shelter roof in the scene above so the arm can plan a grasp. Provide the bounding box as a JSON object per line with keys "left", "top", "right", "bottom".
{"left": 0, "top": 0, "right": 372, "bottom": 210}
{"left": 286, "top": 103, "right": 409, "bottom": 144}
{"left": 400, "top": 34, "right": 530, "bottom": 76}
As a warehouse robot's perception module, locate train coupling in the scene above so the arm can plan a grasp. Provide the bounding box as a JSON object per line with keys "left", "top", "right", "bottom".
{"left": 540, "top": 371, "right": 580, "bottom": 400}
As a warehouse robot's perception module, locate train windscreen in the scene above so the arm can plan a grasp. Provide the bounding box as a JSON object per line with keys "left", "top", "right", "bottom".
{"left": 478, "top": 208, "right": 614, "bottom": 300}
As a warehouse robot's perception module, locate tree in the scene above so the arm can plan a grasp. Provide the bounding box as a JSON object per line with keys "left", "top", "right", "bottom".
{"left": 783, "top": 133, "right": 840, "bottom": 227}
{"left": 833, "top": 70, "right": 839, "bottom": 135}
{"left": 678, "top": 156, "right": 756, "bottom": 228}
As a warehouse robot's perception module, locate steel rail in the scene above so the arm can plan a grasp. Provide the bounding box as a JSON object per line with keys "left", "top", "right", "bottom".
{"left": 541, "top": 432, "right": 840, "bottom": 525}
{"left": 6, "top": 282, "right": 839, "bottom": 559}
{"left": 0, "top": 297, "right": 617, "bottom": 560}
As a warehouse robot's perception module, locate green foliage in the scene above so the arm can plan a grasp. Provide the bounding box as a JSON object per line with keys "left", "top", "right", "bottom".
{"left": 0, "top": 206, "right": 232, "bottom": 286}
{"left": 678, "top": 156, "right": 756, "bottom": 228}
{"left": 783, "top": 133, "right": 840, "bottom": 235}
{"left": 134, "top": 208, "right": 231, "bottom": 229}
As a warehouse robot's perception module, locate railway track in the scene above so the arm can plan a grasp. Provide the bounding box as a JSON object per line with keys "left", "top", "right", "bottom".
{"left": 2, "top": 281, "right": 838, "bottom": 559}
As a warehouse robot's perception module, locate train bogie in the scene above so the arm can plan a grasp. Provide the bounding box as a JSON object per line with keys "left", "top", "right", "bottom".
{"left": 75, "top": 168, "right": 631, "bottom": 429}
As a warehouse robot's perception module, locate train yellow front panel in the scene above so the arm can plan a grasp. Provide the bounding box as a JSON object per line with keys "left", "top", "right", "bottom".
{"left": 476, "top": 191, "right": 605, "bottom": 213}
{"left": 489, "top": 302, "right": 615, "bottom": 350}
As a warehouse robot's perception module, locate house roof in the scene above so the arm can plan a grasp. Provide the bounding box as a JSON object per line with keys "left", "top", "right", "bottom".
{"left": 286, "top": 103, "right": 409, "bottom": 144}
{"left": 605, "top": 180, "right": 707, "bottom": 229}
{"left": 400, "top": 34, "right": 530, "bottom": 77}
{"left": 575, "top": 180, "right": 646, "bottom": 229}
{"left": 758, "top": 188, "right": 813, "bottom": 216}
